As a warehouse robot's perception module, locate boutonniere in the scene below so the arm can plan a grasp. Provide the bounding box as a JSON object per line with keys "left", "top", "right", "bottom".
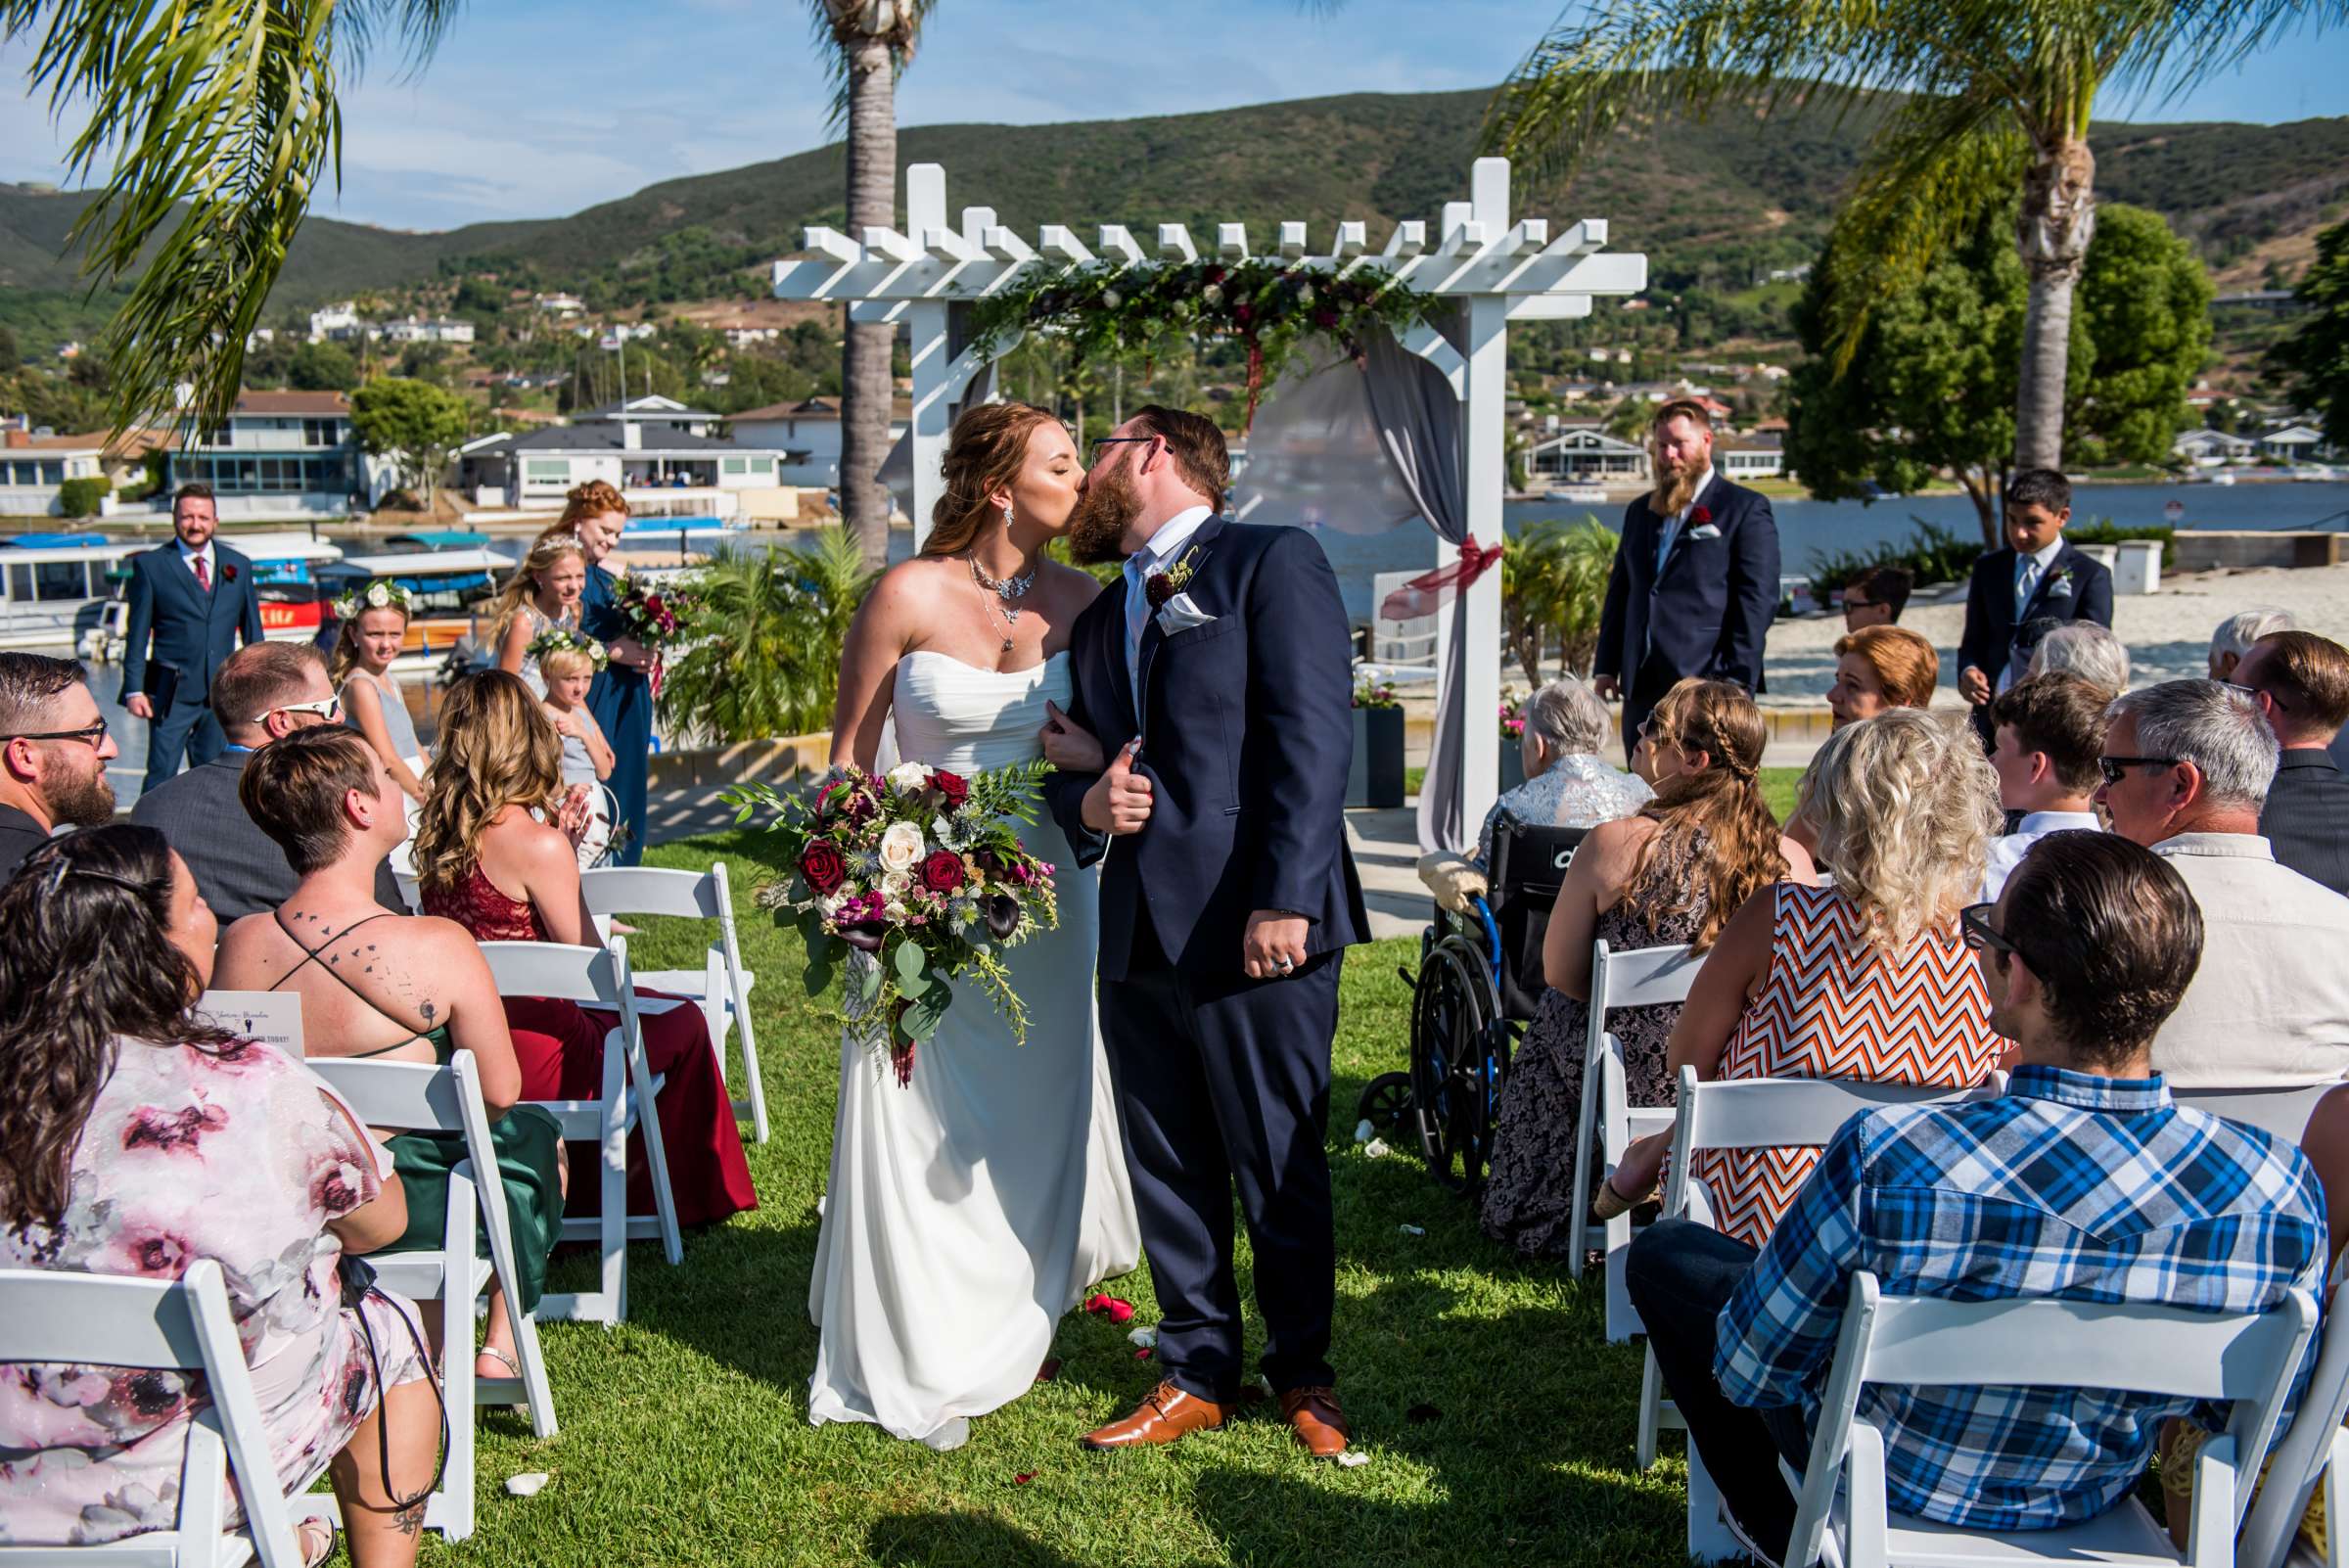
{"left": 1145, "top": 543, "right": 1209, "bottom": 609}
{"left": 221, "top": 563, "right": 238, "bottom": 582}
{"left": 1689, "top": 506, "right": 1713, "bottom": 528}
{"left": 2047, "top": 566, "right": 2074, "bottom": 597}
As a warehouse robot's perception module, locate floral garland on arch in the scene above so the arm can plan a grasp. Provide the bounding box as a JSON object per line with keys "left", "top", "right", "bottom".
{"left": 965, "top": 258, "right": 1436, "bottom": 429}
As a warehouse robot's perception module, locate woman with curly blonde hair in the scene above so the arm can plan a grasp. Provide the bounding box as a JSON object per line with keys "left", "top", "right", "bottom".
{"left": 415, "top": 672, "right": 755, "bottom": 1227}
{"left": 1596, "top": 708, "right": 2007, "bottom": 1244}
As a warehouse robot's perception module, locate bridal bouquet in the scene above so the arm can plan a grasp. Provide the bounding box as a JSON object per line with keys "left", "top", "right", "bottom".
{"left": 613, "top": 576, "right": 698, "bottom": 699}
{"left": 725, "top": 759, "right": 1059, "bottom": 1086}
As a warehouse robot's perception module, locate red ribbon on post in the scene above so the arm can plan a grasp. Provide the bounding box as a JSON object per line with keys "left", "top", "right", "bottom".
{"left": 1377, "top": 536, "right": 1505, "bottom": 622}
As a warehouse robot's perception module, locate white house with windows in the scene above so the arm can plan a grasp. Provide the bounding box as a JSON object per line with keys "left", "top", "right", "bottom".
{"left": 381, "top": 317, "right": 476, "bottom": 346}
{"left": 534, "top": 293, "right": 586, "bottom": 317}
{"left": 2173, "top": 428, "right": 2260, "bottom": 467}
{"left": 0, "top": 425, "right": 173, "bottom": 516}
{"left": 577, "top": 395, "right": 721, "bottom": 438}
{"left": 461, "top": 417, "right": 806, "bottom": 517}
{"left": 307, "top": 301, "right": 363, "bottom": 342}
{"left": 2259, "top": 423, "right": 2334, "bottom": 462}
{"left": 1716, "top": 434, "right": 1784, "bottom": 481}
{"left": 725, "top": 396, "right": 910, "bottom": 488}
{"left": 162, "top": 391, "right": 385, "bottom": 518}
{"left": 1525, "top": 426, "right": 1650, "bottom": 485}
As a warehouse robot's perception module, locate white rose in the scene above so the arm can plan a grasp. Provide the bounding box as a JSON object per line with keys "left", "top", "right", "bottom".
{"left": 879, "top": 821, "right": 925, "bottom": 874}
{"left": 887, "top": 761, "right": 933, "bottom": 794}
{"left": 883, "top": 899, "right": 910, "bottom": 923}
{"left": 365, "top": 582, "right": 390, "bottom": 608}
{"left": 816, "top": 893, "right": 846, "bottom": 919}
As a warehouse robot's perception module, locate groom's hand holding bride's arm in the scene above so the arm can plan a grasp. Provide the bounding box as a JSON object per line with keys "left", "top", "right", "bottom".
{"left": 1081, "top": 739, "right": 1153, "bottom": 836}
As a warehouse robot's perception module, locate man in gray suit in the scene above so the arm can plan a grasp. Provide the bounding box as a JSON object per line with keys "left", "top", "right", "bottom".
{"left": 130, "top": 641, "right": 406, "bottom": 918}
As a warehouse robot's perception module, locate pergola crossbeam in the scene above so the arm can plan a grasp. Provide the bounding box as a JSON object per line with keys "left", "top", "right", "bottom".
{"left": 773, "top": 157, "right": 1649, "bottom": 852}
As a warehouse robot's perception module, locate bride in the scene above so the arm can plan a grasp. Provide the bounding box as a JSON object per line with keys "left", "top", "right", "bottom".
{"left": 809, "top": 401, "right": 1141, "bottom": 1449}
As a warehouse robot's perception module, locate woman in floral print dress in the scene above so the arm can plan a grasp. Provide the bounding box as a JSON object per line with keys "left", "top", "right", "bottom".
{"left": 0, "top": 825, "right": 438, "bottom": 1567}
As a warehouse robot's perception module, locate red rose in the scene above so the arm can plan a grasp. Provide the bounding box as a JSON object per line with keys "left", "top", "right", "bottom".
{"left": 222, "top": 564, "right": 238, "bottom": 581}
{"left": 1689, "top": 506, "right": 1713, "bottom": 527}
{"left": 1146, "top": 574, "right": 1175, "bottom": 609}
{"left": 920, "top": 849, "right": 965, "bottom": 894}
{"left": 800, "top": 838, "right": 848, "bottom": 895}
{"left": 932, "top": 769, "right": 969, "bottom": 808}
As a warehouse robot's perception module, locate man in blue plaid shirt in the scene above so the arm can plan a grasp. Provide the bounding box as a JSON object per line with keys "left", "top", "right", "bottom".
{"left": 1628, "top": 831, "right": 2327, "bottom": 1564}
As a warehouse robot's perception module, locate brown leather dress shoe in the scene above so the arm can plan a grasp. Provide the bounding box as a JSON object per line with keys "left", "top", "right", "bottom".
{"left": 1279, "top": 1386, "right": 1350, "bottom": 1459}
{"left": 1082, "top": 1380, "right": 1227, "bottom": 1451}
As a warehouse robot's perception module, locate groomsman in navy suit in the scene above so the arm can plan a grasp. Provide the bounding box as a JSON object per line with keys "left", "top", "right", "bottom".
{"left": 1958, "top": 469, "right": 2115, "bottom": 723}
{"left": 1592, "top": 399, "right": 1781, "bottom": 753}
{"left": 120, "top": 483, "right": 265, "bottom": 790}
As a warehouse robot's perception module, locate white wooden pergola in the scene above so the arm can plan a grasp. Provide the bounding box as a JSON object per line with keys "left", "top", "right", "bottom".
{"left": 774, "top": 157, "right": 1647, "bottom": 846}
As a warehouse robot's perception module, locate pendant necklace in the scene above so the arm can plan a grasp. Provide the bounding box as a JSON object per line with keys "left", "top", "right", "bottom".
{"left": 968, "top": 552, "right": 1036, "bottom": 656}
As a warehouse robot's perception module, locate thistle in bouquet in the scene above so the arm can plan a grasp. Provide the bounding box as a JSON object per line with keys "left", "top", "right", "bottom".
{"left": 614, "top": 576, "right": 699, "bottom": 699}
{"left": 724, "top": 757, "right": 1059, "bottom": 1086}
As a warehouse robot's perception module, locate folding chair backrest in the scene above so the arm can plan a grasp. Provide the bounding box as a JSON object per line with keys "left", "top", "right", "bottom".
{"left": 2240, "top": 1263, "right": 2349, "bottom": 1568}
{"left": 1785, "top": 1271, "right": 2318, "bottom": 1568}
{"left": 2171, "top": 1083, "right": 2336, "bottom": 1146}
{"left": 1663, "top": 1066, "right": 2004, "bottom": 1220}
{"left": 1569, "top": 940, "right": 1699, "bottom": 1285}
{"left": 0, "top": 1261, "right": 304, "bottom": 1567}
{"left": 479, "top": 938, "right": 632, "bottom": 1014}
{"left": 1490, "top": 822, "right": 1588, "bottom": 1020}
{"left": 580, "top": 865, "right": 724, "bottom": 922}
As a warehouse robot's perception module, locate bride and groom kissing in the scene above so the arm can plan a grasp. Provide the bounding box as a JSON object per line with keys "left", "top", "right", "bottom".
{"left": 809, "top": 400, "right": 1371, "bottom": 1457}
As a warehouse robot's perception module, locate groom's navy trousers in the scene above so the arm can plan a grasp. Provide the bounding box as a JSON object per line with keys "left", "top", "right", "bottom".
{"left": 1045, "top": 516, "right": 1370, "bottom": 1404}
{"left": 1102, "top": 906, "right": 1345, "bottom": 1400}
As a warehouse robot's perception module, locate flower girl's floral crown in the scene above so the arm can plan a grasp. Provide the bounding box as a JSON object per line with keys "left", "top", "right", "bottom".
{"left": 527, "top": 625, "right": 609, "bottom": 670}
{"left": 332, "top": 579, "right": 416, "bottom": 620}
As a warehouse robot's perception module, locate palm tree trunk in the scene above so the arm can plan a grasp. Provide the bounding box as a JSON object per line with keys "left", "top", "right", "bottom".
{"left": 839, "top": 32, "right": 898, "bottom": 566}
{"left": 2013, "top": 135, "right": 2096, "bottom": 473}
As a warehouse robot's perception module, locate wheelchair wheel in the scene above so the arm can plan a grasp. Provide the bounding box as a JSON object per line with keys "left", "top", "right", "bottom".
{"left": 1407, "top": 936, "right": 1504, "bottom": 1194}
{"left": 1356, "top": 1071, "right": 1412, "bottom": 1133}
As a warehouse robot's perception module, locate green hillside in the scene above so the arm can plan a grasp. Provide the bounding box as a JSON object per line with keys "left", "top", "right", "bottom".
{"left": 5, "top": 86, "right": 2345, "bottom": 329}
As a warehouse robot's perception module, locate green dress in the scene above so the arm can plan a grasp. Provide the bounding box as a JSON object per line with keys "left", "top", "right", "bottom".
{"left": 381, "top": 1031, "right": 566, "bottom": 1313}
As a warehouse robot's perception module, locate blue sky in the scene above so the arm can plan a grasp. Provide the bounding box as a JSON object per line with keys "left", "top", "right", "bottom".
{"left": 4, "top": 0, "right": 2346, "bottom": 233}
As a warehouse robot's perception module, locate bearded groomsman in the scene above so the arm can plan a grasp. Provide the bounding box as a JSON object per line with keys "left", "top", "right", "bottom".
{"left": 1591, "top": 399, "right": 1781, "bottom": 755}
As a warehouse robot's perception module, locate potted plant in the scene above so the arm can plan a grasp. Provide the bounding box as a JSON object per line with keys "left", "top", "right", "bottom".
{"left": 1499, "top": 686, "right": 1529, "bottom": 793}
{"left": 1350, "top": 674, "right": 1406, "bottom": 808}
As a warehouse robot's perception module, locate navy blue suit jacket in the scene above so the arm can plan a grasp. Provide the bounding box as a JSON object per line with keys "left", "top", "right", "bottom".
{"left": 119, "top": 542, "right": 264, "bottom": 706}
{"left": 1593, "top": 473, "right": 1779, "bottom": 701}
{"left": 1958, "top": 540, "right": 2116, "bottom": 686}
{"left": 1044, "top": 519, "right": 1371, "bottom": 983}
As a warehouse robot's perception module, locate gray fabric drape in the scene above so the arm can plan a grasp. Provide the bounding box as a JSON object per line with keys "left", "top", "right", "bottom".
{"left": 1232, "top": 323, "right": 1473, "bottom": 853}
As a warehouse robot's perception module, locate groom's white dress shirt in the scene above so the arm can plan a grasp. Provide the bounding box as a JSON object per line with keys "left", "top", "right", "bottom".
{"left": 1121, "top": 504, "right": 1214, "bottom": 718}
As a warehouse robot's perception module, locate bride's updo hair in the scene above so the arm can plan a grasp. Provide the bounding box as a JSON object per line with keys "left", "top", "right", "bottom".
{"left": 923, "top": 402, "right": 1062, "bottom": 558}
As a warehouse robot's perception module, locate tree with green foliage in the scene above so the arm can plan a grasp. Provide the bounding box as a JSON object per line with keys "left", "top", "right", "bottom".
{"left": 661, "top": 532, "right": 874, "bottom": 743}
{"left": 350, "top": 376, "right": 470, "bottom": 511}
{"left": 1502, "top": 516, "right": 1619, "bottom": 684}
{"left": 56, "top": 475, "right": 109, "bottom": 519}
{"left": 1786, "top": 201, "right": 2206, "bottom": 547}
{"left": 2270, "top": 217, "right": 2349, "bottom": 448}
{"left": 0, "top": 325, "right": 18, "bottom": 368}
{"left": 290, "top": 341, "right": 359, "bottom": 393}
{"left": 3, "top": 1, "right": 459, "bottom": 440}
{"left": 1482, "top": 0, "right": 2338, "bottom": 475}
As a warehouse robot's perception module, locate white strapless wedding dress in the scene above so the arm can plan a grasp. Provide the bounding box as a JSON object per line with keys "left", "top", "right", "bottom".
{"left": 806, "top": 650, "right": 1141, "bottom": 1450}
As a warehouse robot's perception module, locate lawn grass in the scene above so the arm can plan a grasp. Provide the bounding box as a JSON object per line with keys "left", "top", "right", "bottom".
{"left": 414, "top": 826, "right": 1698, "bottom": 1567}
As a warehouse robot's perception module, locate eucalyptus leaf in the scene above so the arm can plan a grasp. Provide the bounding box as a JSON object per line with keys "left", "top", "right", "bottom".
{"left": 905, "top": 989, "right": 950, "bottom": 1043}
{"left": 898, "top": 965, "right": 929, "bottom": 997}
{"left": 893, "top": 941, "right": 927, "bottom": 983}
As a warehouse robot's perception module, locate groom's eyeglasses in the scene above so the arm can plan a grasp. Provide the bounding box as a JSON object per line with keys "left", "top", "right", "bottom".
{"left": 1090, "top": 437, "right": 1157, "bottom": 462}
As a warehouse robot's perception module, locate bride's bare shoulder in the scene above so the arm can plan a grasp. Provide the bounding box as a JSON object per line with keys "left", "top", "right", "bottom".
{"left": 860, "top": 555, "right": 960, "bottom": 620}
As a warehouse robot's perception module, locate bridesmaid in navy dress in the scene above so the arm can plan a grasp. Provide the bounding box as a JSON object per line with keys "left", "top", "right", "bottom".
{"left": 539, "top": 483, "right": 651, "bottom": 865}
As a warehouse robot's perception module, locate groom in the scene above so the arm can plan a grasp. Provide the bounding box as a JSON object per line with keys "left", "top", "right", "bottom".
{"left": 1044, "top": 405, "right": 1370, "bottom": 1459}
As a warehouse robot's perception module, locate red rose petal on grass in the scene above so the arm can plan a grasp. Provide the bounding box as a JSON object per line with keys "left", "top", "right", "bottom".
{"left": 1134, "top": 1348, "right": 1154, "bottom": 1361}
{"left": 1013, "top": 1472, "right": 1036, "bottom": 1486}
{"left": 1035, "top": 1360, "right": 1060, "bottom": 1384}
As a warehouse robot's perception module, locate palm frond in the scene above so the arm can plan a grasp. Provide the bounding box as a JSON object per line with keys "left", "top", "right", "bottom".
{"left": 805, "top": 0, "right": 939, "bottom": 134}
{"left": 1814, "top": 97, "right": 2023, "bottom": 372}
{"left": 3, "top": 0, "right": 455, "bottom": 439}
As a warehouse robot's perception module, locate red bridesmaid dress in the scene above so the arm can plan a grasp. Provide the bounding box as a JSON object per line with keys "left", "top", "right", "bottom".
{"left": 425, "top": 864, "right": 758, "bottom": 1227}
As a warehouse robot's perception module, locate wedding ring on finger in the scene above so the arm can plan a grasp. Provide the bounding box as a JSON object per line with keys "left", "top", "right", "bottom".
{"left": 1276, "top": 957, "right": 1296, "bottom": 976}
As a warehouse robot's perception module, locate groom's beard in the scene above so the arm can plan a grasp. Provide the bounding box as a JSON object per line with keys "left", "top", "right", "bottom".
{"left": 1068, "top": 466, "right": 1142, "bottom": 566}
{"left": 1650, "top": 458, "right": 1702, "bottom": 518}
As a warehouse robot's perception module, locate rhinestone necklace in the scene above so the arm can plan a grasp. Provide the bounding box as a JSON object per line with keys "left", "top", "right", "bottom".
{"left": 968, "top": 553, "right": 1036, "bottom": 656}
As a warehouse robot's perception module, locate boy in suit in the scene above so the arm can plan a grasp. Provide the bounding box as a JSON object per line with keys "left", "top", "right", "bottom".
{"left": 121, "top": 482, "right": 265, "bottom": 790}
{"left": 1958, "top": 469, "right": 2115, "bottom": 721}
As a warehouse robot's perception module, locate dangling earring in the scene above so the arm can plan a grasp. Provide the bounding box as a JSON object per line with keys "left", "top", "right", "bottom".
{"left": 1001, "top": 501, "right": 1015, "bottom": 533}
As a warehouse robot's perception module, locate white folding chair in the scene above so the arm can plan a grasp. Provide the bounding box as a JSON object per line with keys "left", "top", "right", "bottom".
{"left": 1637, "top": 1066, "right": 2008, "bottom": 1560}
{"left": 2172, "top": 1084, "right": 2338, "bottom": 1147}
{"left": 2235, "top": 1257, "right": 2349, "bottom": 1568}
{"left": 1564, "top": 940, "right": 1701, "bottom": 1346}
{"left": 580, "top": 862, "right": 767, "bottom": 1143}
{"left": 479, "top": 937, "right": 682, "bottom": 1326}
{"left": 308, "top": 1054, "right": 560, "bottom": 1519}
{"left": 1778, "top": 1271, "right": 2316, "bottom": 1568}
{"left": 0, "top": 1260, "right": 308, "bottom": 1567}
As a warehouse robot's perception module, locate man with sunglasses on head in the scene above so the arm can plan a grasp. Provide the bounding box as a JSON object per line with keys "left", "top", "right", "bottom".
{"left": 2094, "top": 678, "right": 2349, "bottom": 1087}
{"left": 0, "top": 653, "right": 119, "bottom": 884}
{"left": 130, "top": 641, "right": 405, "bottom": 920}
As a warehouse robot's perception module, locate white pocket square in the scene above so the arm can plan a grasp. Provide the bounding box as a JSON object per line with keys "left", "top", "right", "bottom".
{"left": 1155, "top": 593, "right": 1216, "bottom": 634}
{"left": 1686, "top": 523, "right": 1723, "bottom": 541}
{"left": 2048, "top": 579, "right": 2073, "bottom": 598}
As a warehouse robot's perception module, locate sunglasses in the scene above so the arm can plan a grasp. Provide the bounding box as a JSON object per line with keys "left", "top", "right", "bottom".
{"left": 2096, "top": 755, "right": 2180, "bottom": 786}
{"left": 260, "top": 695, "right": 342, "bottom": 725}
{"left": 3, "top": 718, "right": 110, "bottom": 750}
{"left": 1958, "top": 901, "right": 2020, "bottom": 960}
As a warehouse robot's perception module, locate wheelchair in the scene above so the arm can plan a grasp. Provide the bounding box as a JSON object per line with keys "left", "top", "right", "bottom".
{"left": 1359, "top": 818, "right": 1587, "bottom": 1195}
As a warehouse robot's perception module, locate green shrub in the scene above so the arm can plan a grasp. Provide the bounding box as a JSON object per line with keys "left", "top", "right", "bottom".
{"left": 56, "top": 476, "right": 110, "bottom": 519}
{"left": 1808, "top": 518, "right": 1978, "bottom": 606}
